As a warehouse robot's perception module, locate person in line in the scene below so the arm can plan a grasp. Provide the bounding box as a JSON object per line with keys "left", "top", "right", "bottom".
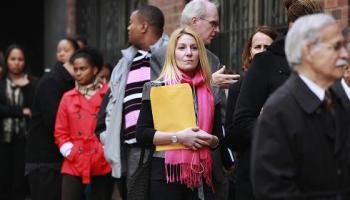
{"left": 136, "top": 27, "right": 220, "bottom": 200}
{"left": 55, "top": 47, "right": 113, "bottom": 200}
{"left": 228, "top": 0, "right": 323, "bottom": 199}
{"left": 251, "top": 13, "right": 350, "bottom": 199}
{"left": 97, "top": 62, "right": 113, "bottom": 84}
{"left": 98, "top": 5, "right": 169, "bottom": 198}
{"left": 224, "top": 25, "right": 277, "bottom": 199}
{"left": 332, "top": 40, "right": 350, "bottom": 104}
{"left": 151, "top": 2, "right": 238, "bottom": 198}
{"left": 0, "top": 44, "right": 37, "bottom": 200}
{"left": 225, "top": 25, "right": 277, "bottom": 149}
{"left": 25, "top": 38, "right": 79, "bottom": 200}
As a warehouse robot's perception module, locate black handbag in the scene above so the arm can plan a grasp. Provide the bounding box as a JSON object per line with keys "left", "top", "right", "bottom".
{"left": 127, "top": 147, "right": 154, "bottom": 200}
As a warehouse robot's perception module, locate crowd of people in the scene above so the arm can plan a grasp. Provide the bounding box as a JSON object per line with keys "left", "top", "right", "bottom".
{"left": 0, "top": 0, "right": 350, "bottom": 200}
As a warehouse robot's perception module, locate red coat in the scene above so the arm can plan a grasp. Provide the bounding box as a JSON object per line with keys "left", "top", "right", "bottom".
{"left": 55, "top": 84, "right": 111, "bottom": 184}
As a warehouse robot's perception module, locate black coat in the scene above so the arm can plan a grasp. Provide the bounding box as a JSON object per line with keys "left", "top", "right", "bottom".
{"left": 251, "top": 73, "right": 350, "bottom": 199}
{"left": 26, "top": 62, "right": 75, "bottom": 163}
{"left": 226, "top": 36, "right": 291, "bottom": 200}
{"left": 228, "top": 36, "right": 291, "bottom": 151}
{"left": 0, "top": 76, "right": 37, "bottom": 141}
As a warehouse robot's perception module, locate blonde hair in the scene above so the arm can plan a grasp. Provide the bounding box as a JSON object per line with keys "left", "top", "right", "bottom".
{"left": 157, "top": 27, "right": 212, "bottom": 86}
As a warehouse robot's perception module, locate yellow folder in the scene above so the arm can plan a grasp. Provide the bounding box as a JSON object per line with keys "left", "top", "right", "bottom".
{"left": 150, "top": 83, "right": 197, "bottom": 151}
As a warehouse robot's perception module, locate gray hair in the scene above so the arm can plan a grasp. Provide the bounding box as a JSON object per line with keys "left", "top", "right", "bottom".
{"left": 285, "top": 13, "right": 336, "bottom": 68}
{"left": 180, "top": 0, "right": 215, "bottom": 27}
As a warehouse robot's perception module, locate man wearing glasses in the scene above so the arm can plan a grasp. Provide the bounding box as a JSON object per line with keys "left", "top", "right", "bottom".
{"left": 251, "top": 13, "right": 350, "bottom": 199}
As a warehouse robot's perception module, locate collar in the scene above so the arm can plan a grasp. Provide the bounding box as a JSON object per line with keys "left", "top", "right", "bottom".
{"left": 299, "top": 74, "right": 325, "bottom": 101}
{"left": 289, "top": 73, "right": 323, "bottom": 114}
{"left": 341, "top": 78, "right": 350, "bottom": 101}
{"left": 120, "top": 33, "right": 169, "bottom": 62}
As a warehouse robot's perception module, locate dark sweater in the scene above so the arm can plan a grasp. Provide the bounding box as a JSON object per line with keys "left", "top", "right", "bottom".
{"left": 26, "top": 62, "right": 75, "bottom": 163}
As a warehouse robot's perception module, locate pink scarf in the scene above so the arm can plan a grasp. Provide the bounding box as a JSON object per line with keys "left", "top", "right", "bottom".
{"left": 164, "top": 69, "right": 215, "bottom": 190}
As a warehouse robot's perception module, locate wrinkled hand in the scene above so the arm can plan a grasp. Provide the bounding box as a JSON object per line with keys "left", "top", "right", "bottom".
{"left": 212, "top": 66, "right": 240, "bottom": 89}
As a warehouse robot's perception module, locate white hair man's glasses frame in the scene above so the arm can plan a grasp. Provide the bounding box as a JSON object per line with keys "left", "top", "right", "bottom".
{"left": 314, "top": 40, "right": 347, "bottom": 52}
{"left": 199, "top": 17, "right": 219, "bottom": 29}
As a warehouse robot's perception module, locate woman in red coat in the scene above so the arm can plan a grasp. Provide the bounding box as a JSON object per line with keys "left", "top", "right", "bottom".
{"left": 54, "top": 47, "right": 113, "bottom": 200}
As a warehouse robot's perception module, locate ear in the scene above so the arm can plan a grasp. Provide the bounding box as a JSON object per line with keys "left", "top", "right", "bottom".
{"left": 191, "top": 17, "right": 199, "bottom": 26}
{"left": 303, "top": 43, "right": 314, "bottom": 63}
{"left": 140, "top": 22, "right": 148, "bottom": 33}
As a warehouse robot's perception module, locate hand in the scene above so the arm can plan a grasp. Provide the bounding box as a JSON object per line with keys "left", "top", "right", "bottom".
{"left": 196, "top": 130, "right": 219, "bottom": 149}
{"left": 22, "top": 108, "right": 32, "bottom": 117}
{"left": 212, "top": 66, "right": 240, "bottom": 89}
{"left": 223, "top": 165, "right": 236, "bottom": 175}
{"left": 176, "top": 128, "right": 210, "bottom": 150}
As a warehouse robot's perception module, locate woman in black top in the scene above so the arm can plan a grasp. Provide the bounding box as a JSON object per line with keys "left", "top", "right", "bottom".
{"left": 0, "top": 44, "right": 37, "bottom": 200}
{"left": 136, "top": 27, "right": 221, "bottom": 200}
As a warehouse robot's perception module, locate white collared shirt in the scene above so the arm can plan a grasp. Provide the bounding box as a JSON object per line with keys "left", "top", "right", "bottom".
{"left": 341, "top": 78, "right": 350, "bottom": 100}
{"left": 299, "top": 74, "right": 325, "bottom": 101}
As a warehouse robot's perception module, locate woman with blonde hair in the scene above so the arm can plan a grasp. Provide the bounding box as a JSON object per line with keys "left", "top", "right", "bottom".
{"left": 136, "top": 27, "right": 222, "bottom": 200}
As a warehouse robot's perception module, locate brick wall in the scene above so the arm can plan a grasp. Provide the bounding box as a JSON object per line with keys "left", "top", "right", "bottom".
{"left": 320, "top": 0, "right": 349, "bottom": 28}
{"left": 148, "top": 0, "right": 186, "bottom": 35}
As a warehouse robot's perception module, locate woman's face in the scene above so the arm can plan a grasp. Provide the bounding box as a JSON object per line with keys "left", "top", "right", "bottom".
{"left": 56, "top": 40, "right": 75, "bottom": 63}
{"left": 250, "top": 32, "right": 273, "bottom": 58}
{"left": 7, "top": 48, "right": 25, "bottom": 75}
{"left": 73, "top": 57, "right": 98, "bottom": 86}
{"left": 175, "top": 34, "right": 199, "bottom": 75}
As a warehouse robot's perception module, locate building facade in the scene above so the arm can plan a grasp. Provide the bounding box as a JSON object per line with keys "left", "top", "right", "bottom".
{"left": 61, "top": 0, "right": 349, "bottom": 73}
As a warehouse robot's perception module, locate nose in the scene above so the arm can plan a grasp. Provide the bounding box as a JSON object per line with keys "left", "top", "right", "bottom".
{"left": 340, "top": 46, "right": 349, "bottom": 60}
{"left": 215, "top": 25, "right": 220, "bottom": 33}
{"left": 185, "top": 47, "right": 192, "bottom": 56}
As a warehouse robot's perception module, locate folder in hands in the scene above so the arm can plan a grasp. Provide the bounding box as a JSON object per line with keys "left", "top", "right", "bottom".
{"left": 150, "top": 83, "right": 196, "bottom": 151}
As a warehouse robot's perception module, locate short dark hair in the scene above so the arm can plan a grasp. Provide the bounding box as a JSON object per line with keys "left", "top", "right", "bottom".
{"left": 69, "top": 46, "right": 104, "bottom": 71}
{"left": 63, "top": 37, "right": 80, "bottom": 51}
{"left": 137, "top": 5, "right": 164, "bottom": 36}
{"left": 241, "top": 26, "right": 278, "bottom": 70}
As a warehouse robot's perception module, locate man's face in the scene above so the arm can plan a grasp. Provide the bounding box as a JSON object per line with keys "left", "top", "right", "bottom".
{"left": 191, "top": 3, "right": 219, "bottom": 45}
{"left": 127, "top": 11, "right": 143, "bottom": 47}
{"left": 307, "top": 23, "right": 348, "bottom": 84}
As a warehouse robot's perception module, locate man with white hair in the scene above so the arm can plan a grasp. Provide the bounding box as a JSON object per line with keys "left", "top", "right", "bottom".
{"left": 251, "top": 13, "right": 350, "bottom": 199}
{"left": 151, "top": 0, "right": 239, "bottom": 88}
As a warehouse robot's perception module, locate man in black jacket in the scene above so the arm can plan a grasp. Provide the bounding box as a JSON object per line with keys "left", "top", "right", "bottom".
{"left": 251, "top": 13, "right": 350, "bottom": 199}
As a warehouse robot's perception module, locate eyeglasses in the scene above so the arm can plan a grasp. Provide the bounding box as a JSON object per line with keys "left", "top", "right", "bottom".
{"left": 316, "top": 41, "right": 347, "bottom": 52}
{"left": 199, "top": 17, "right": 219, "bottom": 29}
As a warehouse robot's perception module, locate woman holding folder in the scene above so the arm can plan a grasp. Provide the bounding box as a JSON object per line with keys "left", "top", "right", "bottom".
{"left": 136, "top": 27, "right": 221, "bottom": 200}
